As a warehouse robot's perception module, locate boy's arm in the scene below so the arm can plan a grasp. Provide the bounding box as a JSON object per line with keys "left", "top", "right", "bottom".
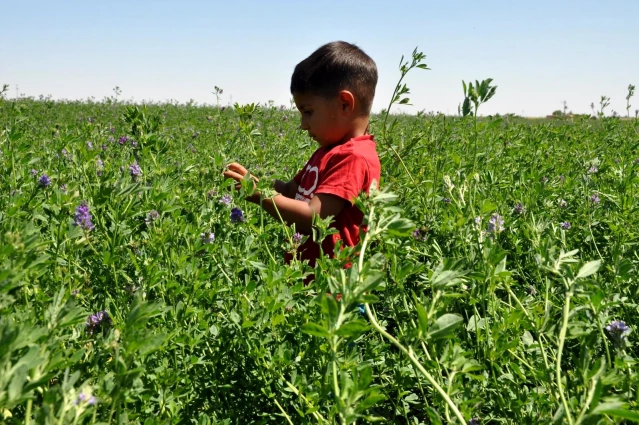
{"left": 248, "top": 192, "right": 346, "bottom": 234}
{"left": 273, "top": 179, "right": 299, "bottom": 199}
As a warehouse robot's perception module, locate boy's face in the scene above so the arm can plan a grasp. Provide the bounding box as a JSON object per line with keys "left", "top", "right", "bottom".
{"left": 293, "top": 92, "right": 350, "bottom": 148}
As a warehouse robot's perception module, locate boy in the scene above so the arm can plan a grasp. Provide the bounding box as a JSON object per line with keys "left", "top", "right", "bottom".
{"left": 223, "top": 41, "right": 380, "bottom": 269}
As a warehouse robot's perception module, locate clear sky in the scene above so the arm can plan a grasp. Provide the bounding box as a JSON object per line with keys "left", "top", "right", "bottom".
{"left": 2, "top": 0, "right": 638, "bottom": 117}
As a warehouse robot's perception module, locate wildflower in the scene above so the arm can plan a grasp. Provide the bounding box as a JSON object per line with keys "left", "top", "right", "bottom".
{"left": 74, "top": 393, "right": 96, "bottom": 405}
{"left": 118, "top": 136, "right": 128, "bottom": 145}
{"left": 527, "top": 285, "right": 537, "bottom": 296}
{"left": 220, "top": 194, "right": 232, "bottom": 206}
{"left": 86, "top": 141, "right": 93, "bottom": 149}
{"left": 130, "top": 140, "right": 138, "bottom": 148}
{"left": 200, "top": 232, "right": 215, "bottom": 244}
{"left": 60, "top": 184, "right": 67, "bottom": 193}
{"left": 96, "top": 158, "right": 104, "bottom": 169}
{"left": 71, "top": 289, "right": 79, "bottom": 296}
{"left": 513, "top": 202, "right": 526, "bottom": 215}
{"left": 590, "top": 193, "right": 600, "bottom": 204}
{"left": 474, "top": 216, "right": 482, "bottom": 226}
{"left": 443, "top": 197, "right": 451, "bottom": 204}
{"left": 188, "top": 143, "right": 196, "bottom": 153}
{"left": 292, "top": 232, "right": 303, "bottom": 246}
{"left": 558, "top": 175, "right": 565, "bottom": 183}
{"left": 468, "top": 419, "right": 480, "bottom": 425}
{"left": 192, "top": 131, "right": 200, "bottom": 139}
{"left": 559, "top": 198, "right": 568, "bottom": 208}
{"left": 587, "top": 166, "right": 598, "bottom": 174}
{"left": 145, "top": 210, "right": 160, "bottom": 225}
{"left": 86, "top": 310, "right": 110, "bottom": 332}
{"left": 207, "top": 189, "right": 218, "bottom": 199}
{"left": 109, "top": 126, "right": 115, "bottom": 133}
{"left": 61, "top": 148, "right": 72, "bottom": 160}
{"left": 230, "top": 207, "right": 245, "bottom": 223}
{"left": 560, "top": 221, "right": 571, "bottom": 230}
{"left": 30, "top": 168, "right": 38, "bottom": 177}
{"left": 540, "top": 176, "right": 548, "bottom": 184}
{"left": 443, "top": 175, "right": 455, "bottom": 192}
{"left": 487, "top": 214, "right": 504, "bottom": 233}
{"left": 107, "top": 136, "right": 115, "bottom": 143}
{"left": 101, "top": 144, "right": 108, "bottom": 151}
{"left": 605, "top": 320, "right": 630, "bottom": 348}
{"left": 73, "top": 202, "right": 95, "bottom": 231}
{"left": 38, "top": 174, "right": 51, "bottom": 188}
{"left": 129, "top": 162, "right": 142, "bottom": 179}
{"left": 413, "top": 229, "right": 421, "bottom": 239}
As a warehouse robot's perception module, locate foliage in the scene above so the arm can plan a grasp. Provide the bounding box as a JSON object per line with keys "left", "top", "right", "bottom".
{"left": 0, "top": 76, "right": 638, "bottom": 424}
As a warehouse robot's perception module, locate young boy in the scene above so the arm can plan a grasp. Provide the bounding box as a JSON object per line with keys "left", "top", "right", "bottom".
{"left": 223, "top": 41, "right": 380, "bottom": 268}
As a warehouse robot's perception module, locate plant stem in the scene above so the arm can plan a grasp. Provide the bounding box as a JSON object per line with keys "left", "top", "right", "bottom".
{"left": 556, "top": 288, "right": 574, "bottom": 425}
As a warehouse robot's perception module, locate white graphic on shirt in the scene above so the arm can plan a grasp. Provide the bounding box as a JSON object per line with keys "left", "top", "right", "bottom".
{"left": 295, "top": 165, "right": 319, "bottom": 203}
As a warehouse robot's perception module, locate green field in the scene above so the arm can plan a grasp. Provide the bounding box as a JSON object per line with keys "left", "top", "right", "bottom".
{"left": 1, "top": 91, "right": 638, "bottom": 424}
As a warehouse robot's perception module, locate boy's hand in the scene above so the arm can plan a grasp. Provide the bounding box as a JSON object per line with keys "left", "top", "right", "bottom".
{"left": 223, "top": 162, "right": 259, "bottom": 198}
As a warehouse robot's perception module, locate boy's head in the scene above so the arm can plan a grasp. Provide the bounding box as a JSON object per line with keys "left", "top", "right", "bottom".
{"left": 291, "top": 41, "right": 378, "bottom": 146}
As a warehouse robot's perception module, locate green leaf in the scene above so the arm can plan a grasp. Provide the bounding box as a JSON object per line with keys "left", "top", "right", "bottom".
{"left": 427, "top": 313, "right": 463, "bottom": 339}
{"left": 386, "top": 217, "right": 415, "bottom": 237}
{"left": 591, "top": 401, "right": 639, "bottom": 421}
{"left": 335, "top": 320, "right": 369, "bottom": 337}
{"left": 577, "top": 260, "right": 602, "bottom": 279}
{"left": 301, "top": 322, "right": 330, "bottom": 338}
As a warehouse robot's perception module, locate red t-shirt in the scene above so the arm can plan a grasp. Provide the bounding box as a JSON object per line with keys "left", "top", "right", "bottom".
{"left": 285, "top": 134, "right": 381, "bottom": 267}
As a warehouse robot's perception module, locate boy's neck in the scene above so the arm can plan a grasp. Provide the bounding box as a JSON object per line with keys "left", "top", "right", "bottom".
{"left": 329, "top": 116, "right": 371, "bottom": 147}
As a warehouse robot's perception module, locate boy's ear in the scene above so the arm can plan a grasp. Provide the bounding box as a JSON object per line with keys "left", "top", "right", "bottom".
{"left": 338, "top": 90, "right": 355, "bottom": 115}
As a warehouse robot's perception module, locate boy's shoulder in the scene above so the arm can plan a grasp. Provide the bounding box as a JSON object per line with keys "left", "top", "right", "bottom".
{"left": 324, "top": 135, "right": 379, "bottom": 159}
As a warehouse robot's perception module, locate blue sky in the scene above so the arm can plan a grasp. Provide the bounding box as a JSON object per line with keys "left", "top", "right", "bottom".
{"left": 2, "top": 0, "right": 637, "bottom": 116}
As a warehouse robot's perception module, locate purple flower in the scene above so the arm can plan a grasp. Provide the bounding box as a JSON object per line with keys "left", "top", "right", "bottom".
{"left": 145, "top": 210, "right": 160, "bottom": 225}
{"left": 61, "top": 148, "right": 72, "bottom": 160}
{"left": 474, "top": 216, "right": 482, "bottom": 227}
{"left": 118, "top": 136, "right": 128, "bottom": 145}
{"left": 71, "top": 289, "right": 79, "bottom": 296}
{"left": 605, "top": 320, "right": 630, "bottom": 348}
{"left": 540, "top": 176, "right": 548, "bottom": 184}
{"left": 109, "top": 127, "right": 115, "bottom": 133}
{"left": 559, "top": 198, "right": 568, "bottom": 208}
{"left": 130, "top": 140, "right": 138, "bottom": 148}
{"left": 38, "top": 174, "right": 51, "bottom": 188}
{"left": 73, "top": 202, "right": 95, "bottom": 231}
{"left": 207, "top": 189, "right": 218, "bottom": 199}
{"left": 96, "top": 158, "right": 104, "bottom": 169}
{"left": 30, "top": 168, "right": 38, "bottom": 177}
{"left": 560, "top": 221, "right": 571, "bottom": 230}
{"left": 87, "top": 396, "right": 97, "bottom": 405}
{"left": 590, "top": 194, "right": 600, "bottom": 204}
{"left": 220, "top": 194, "right": 232, "bottom": 206}
{"left": 587, "top": 166, "right": 598, "bottom": 174}
{"left": 101, "top": 144, "right": 108, "bottom": 151}
{"left": 513, "top": 202, "right": 526, "bottom": 215}
{"left": 86, "top": 310, "right": 110, "bottom": 332}
{"left": 200, "top": 232, "right": 215, "bottom": 244}
{"left": 107, "top": 136, "right": 115, "bottom": 143}
{"left": 129, "top": 162, "right": 142, "bottom": 179}
{"left": 86, "top": 141, "right": 93, "bottom": 150}
{"left": 230, "top": 207, "right": 245, "bottom": 223}
{"left": 413, "top": 229, "right": 421, "bottom": 239}
{"left": 60, "top": 184, "right": 67, "bottom": 193}
{"left": 487, "top": 214, "right": 504, "bottom": 233}
{"left": 292, "top": 232, "right": 303, "bottom": 246}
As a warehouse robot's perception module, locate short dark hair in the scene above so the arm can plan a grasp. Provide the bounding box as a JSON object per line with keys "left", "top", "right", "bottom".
{"left": 290, "top": 41, "right": 378, "bottom": 115}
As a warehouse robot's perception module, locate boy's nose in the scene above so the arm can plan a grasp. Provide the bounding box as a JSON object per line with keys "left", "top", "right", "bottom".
{"left": 300, "top": 117, "right": 309, "bottom": 131}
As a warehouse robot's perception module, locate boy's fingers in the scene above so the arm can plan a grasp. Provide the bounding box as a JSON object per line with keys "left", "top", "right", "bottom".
{"left": 225, "top": 162, "right": 248, "bottom": 175}
{"left": 223, "top": 170, "right": 244, "bottom": 181}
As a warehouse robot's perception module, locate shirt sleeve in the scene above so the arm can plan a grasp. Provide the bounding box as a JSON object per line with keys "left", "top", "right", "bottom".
{"left": 315, "top": 150, "right": 369, "bottom": 204}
